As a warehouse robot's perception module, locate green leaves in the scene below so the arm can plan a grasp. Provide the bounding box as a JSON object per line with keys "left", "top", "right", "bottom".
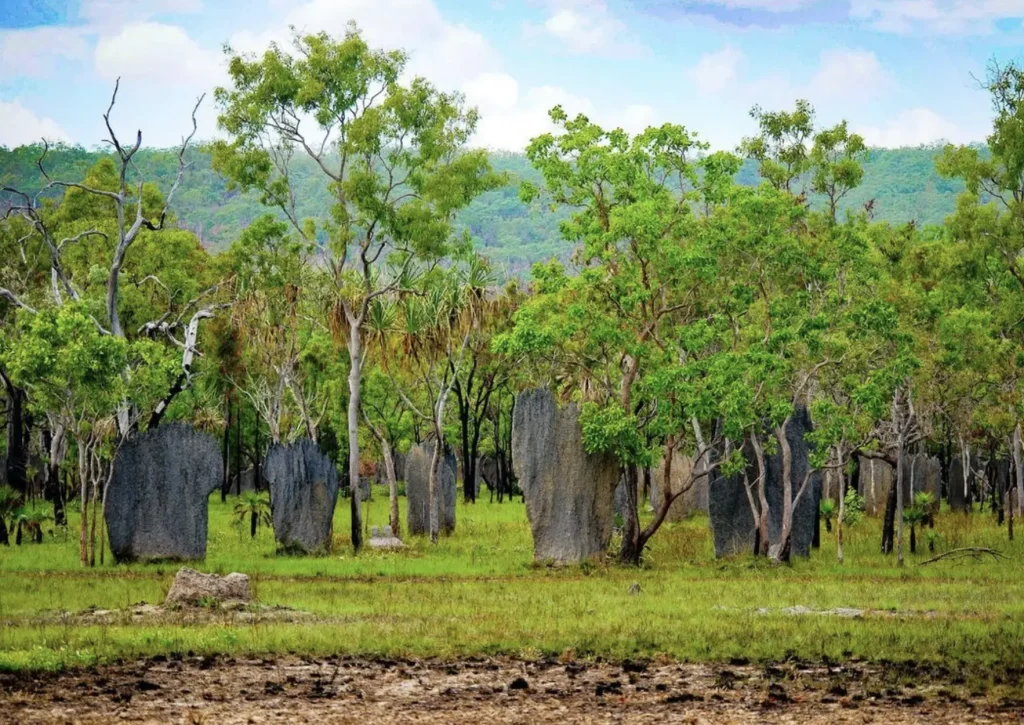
{"left": 579, "top": 402, "right": 651, "bottom": 467}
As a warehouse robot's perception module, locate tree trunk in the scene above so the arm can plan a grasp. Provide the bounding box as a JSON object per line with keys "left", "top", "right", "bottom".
{"left": 0, "top": 517, "right": 8, "bottom": 546}
{"left": 251, "top": 511, "right": 257, "bottom": 538}
{"left": 3, "top": 376, "right": 28, "bottom": 494}
{"left": 44, "top": 427, "right": 66, "bottom": 527}
{"left": 618, "top": 465, "right": 642, "bottom": 566}
{"left": 775, "top": 418, "right": 794, "bottom": 563}
{"left": 751, "top": 433, "right": 769, "bottom": 557}
{"left": 221, "top": 397, "right": 231, "bottom": 502}
{"left": 347, "top": 325, "right": 363, "bottom": 553}
{"left": 78, "top": 443, "right": 89, "bottom": 567}
{"left": 459, "top": 402, "right": 474, "bottom": 504}
{"left": 428, "top": 439, "right": 441, "bottom": 543}
{"left": 881, "top": 472, "right": 897, "bottom": 554}
{"left": 896, "top": 447, "right": 905, "bottom": 568}
{"left": 910, "top": 524, "right": 916, "bottom": 554}
{"left": 235, "top": 404, "right": 242, "bottom": 496}
{"left": 837, "top": 447, "right": 845, "bottom": 564}
{"left": 1014, "top": 423, "right": 1024, "bottom": 520}
{"left": 382, "top": 439, "right": 401, "bottom": 538}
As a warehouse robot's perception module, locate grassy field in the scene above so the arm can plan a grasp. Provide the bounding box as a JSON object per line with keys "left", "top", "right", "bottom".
{"left": 2, "top": 488, "right": 1024, "bottom": 683}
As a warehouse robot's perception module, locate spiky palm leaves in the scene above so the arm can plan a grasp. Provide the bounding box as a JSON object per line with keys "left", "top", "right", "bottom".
{"left": 0, "top": 485, "right": 23, "bottom": 546}
{"left": 233, "top": 491, "right": 272, "bottom": 538}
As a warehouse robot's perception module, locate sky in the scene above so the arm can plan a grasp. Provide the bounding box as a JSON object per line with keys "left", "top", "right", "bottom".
{"left": 1, "top": 0, "right": 1022, "bottom": 152}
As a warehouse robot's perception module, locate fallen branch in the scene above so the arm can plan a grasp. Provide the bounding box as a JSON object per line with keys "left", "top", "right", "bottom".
{"left": 919, "top": 547, "right": 1007, "bottom": 566}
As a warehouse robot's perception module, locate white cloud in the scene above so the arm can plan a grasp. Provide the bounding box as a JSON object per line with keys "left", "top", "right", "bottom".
{"left": 809, "top": 48, "right": 893, "bottom": 100}
{"left": 0, "top": 101, "right": 70, "bottom": 148}
{"left": 527, "top": 0, "right": 642, "bottom": 55}
{"left": 464, "top": 73, "right": 660, "bottom": 150}
{"left": 234, "top": 0, "right": 496, "bottom": 91}
{"left": 79, "top": 0, "right": 204, "bottom": 27}
{"left": 94, "top": 22, "right": 226, "bottom": 86}
{"left": 850, "top": 0, "right": 1024, "bottom": 34}
{"left": 688, "top": 44, "right": 744, "bottom": 94}
{"left": 856, "top": 108, "right": 974, "bottom": 147}
{"left": 0, "top": 27, "right": 91, "bottom": 78}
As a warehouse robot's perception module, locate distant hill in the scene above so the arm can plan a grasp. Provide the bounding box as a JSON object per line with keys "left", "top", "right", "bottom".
{"left": 0, "top": 144, "right": 966, "bottom": 276}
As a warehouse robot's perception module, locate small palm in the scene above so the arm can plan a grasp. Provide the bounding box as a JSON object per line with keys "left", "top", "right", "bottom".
{"left": 234, "top": 491, "right": 272, "bottom": 538}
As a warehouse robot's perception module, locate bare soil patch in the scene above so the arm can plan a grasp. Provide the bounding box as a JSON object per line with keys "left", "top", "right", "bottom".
{"left": 2, "top": 656, "right": 1021, "bottom": 724}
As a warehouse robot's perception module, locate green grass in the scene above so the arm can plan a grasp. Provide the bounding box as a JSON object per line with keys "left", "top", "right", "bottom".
{"left": 2, "top": 488, "right": 1024, "bottom": 677}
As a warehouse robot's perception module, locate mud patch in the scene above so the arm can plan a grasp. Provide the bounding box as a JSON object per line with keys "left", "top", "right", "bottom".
{"left": 28, "top": 602, "right": 316, "bottom": 627}
{"left": 1, "top": 656, "right": 1019, "bottom": 724}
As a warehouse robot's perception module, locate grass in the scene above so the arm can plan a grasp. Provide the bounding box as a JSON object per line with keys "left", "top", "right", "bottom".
{"left": 2, "top": 487, "right": 1024, "bottom": 680}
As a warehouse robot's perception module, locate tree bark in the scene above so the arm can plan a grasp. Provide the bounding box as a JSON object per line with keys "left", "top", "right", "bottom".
{"left": 221, "top": 397, "right": 231, "bottom": 502}
{"left": 3, "top": 374, "right": 28, "bottom": 494}
{"left": 44, "top": 427, "right": 66, "bottom": 527}
{"left": 347, "top": 324, "right": 364, "bottom": 553}
{"left": 836, "top": 447, "right": 845, "bottom": 564}
{"left": 774, "top": 418, "right": 794, "bottom": 563}
{"left": 618, "top": 464, "right": 642, "bottom": 566}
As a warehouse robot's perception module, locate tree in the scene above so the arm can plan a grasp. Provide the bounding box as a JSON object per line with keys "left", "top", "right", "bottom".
{"left": 214, "top": 25, "right": 500, "bottom": 551}
{"left": 234, "top": 491, "right": 272, "bottom": 538}
{"left": 502, "top": 108, "right": 743, "bottom": 565}
{"left": 1, "top": 303, "right": 127, "bottom": 566}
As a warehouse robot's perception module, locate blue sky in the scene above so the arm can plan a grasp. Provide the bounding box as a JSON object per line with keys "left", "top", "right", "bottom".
{"left": 1, "top": 0, "right": 1021, "bottom": 151}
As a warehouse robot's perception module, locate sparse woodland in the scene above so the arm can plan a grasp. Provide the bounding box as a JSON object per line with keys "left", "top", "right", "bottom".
{"left": 4, "top": 29, "right": 1024, "bottom": 700}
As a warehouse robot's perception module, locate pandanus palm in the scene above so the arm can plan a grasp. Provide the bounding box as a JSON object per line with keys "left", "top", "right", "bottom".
{"left": 13, "top": 503, "right": 52, "bottom": 545}
{"left": 234, "top": 491, "right": 272, "bottom": 538}
{"left": 0, "top": 485, "right": 23, "bottom": 546}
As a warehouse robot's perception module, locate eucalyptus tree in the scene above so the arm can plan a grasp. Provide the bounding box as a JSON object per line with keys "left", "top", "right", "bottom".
{"left": 450, "top": 280, "right": 522, "bottom": 503}
{"left": 500, "top": 108, "right": 748, "bottom": 565}
{"left": 1, "top": 303, "right": 127, "bottom": 566}
{"left": 0, "top": 86, "right": 218, "bottom": 437}
{"left": 227, "top": 214, "right": 333, "bottom": 444}
{"left": 938, "top": 60, "right": 1024, "bottom": 522}
{"left": 358, "top": 365, "right": 413, "bottom": 536}
{"left": 378, "top": 258, "right": 487, "bottom": 542}
{"left": 214, "top": 24, "right": 500, "bottom": 551}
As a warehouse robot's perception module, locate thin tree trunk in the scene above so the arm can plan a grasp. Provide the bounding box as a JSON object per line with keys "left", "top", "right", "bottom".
{"left": 775, "top": 418, "right": 794, "bottom": 562}
{"left": 348, "top": 325, "right": 363, "bottom": 553}
{"left": 836, "top": 446, "right": 845, "bottom": 564}
{"left": 77, "top": 442, "right": 89, "bottom": 567}
{"left": 1014, "top": 423, "right": 1023, "bottom": 519}
{"left": 896, "top": 449, "right": 905, "bottom": 567}
{"left": 3, "top": 374, "right": 28, "bottom": 494}
{"left": 235, "top": 404, "right": 242, "bottom": 497}
{"left": 751, "top": 433, "right": 769, "bottom": 557}
{"left": 428, "top": 439, "right": 441, "bottom": 543}
{"left": 382, "top": 440, "right": 400, "bottom": 538}
{"left": 222, "top": 397, "right": 231, "bottom": 502}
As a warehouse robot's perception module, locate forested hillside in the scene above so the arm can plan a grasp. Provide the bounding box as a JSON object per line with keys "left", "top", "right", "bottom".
{"left": 0, "top": 143, "right": 966, "bottom": 273}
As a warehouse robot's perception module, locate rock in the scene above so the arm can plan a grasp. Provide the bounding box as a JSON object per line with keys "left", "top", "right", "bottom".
{"left": 105, "top": 424, "right": 223, "bottom": 563}
{"left": 511, "top": 389, "right": 620, "bottom": 563}
{"left": 860, "top": 458, "right": 893, "bottom": 517}
{"left": 947, "top": 453, "right": 979, "bottom": 511}
{"left": 707, "top": 452, "right": 757, "bottom": 558}
{"left": 165, "top": 567, "right": 250, "bottom": 606}
{"left": 909, "top": 454, "right": 941, "bottom": 513}
{"left": 369, "top": 524, "right": 404, "bottom": 550}
{"left": 405, "top": 441, "right": 457, "bottom": 536}
{"left": 479, "top": 455, "right": 499, "bottom": 492}
{"left": 708, "top": 406, "right": 822, "bottom": 558}
{"left": 264, "top": 439, "right": 339, "bottom": 554}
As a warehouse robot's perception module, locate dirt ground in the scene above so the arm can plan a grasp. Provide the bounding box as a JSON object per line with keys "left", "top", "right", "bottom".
{"left": 2, "top": 656, "right": 1022, "bottom": 724}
